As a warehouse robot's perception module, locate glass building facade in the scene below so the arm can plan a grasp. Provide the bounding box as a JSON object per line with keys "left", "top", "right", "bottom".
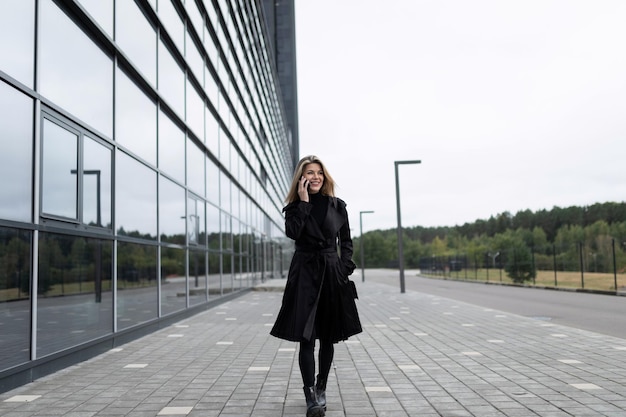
{"left": 0, "top": 0, "right": 296, "bottom": 391}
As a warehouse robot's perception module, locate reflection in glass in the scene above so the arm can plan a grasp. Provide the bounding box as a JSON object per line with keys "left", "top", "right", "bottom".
{"left": 115, "top": 68, "right": 157, "bottom": 165}
{"left": 186, "top": 32, "right": 204, "bottom": 87}
{"left": 222, "top": 212, "right": 232, "bottom": 252}
{"left": 206, "top": 157, "right": 220, "bottom": 204}
{"left": 186, "top": 80, "right": 204, "bottom": 141}
{"left": 205, "top": 106, "right": 219, "bottom": 156}
{"left": 188, "top": 249, "right": 207, "bottom": 305}
{"left": 37, "top": 232, "right": 113, "bottom": 357}
{"left": 115, "top": 0, "right": 156, "bottom": 85}
{"left": 220, "top": 172, "right": 231, "bottom": 211}
{"left": 0, "top": 82, "right": 33, "bottom": 222}
{"left": 83, "top": 137, "right": 112, "bottom": 227}
{"left": 116, "top": 152, "right": 157, "bottom": 239}
{"left": 186, "top": 140, "right": 205, "bottom": 197}
{"left": 78, "top": 0, "right": 113, "bottom": 37}
{"left": 158, "top": 40, "right": 184, "bottom": 118}
{"left": 158, "top": 0, "right": 184, "bottom": 53}
{"left": 0, "top": 0, "right": 35, "bottom": 87}
{"left": 41, "top": 117, "right": 78, "bottom": 220}
{"left": 207, "top": 204, "right": 220, "bottom": 252}
{"left": 187, "top": 196, "right": 205, "bottom": 246}
{"left": 117, "top": 241, "right": 157, "bottom": 329}
{"left": 0, "top": 227, "right": 31, "bottom": 370}
{"left": 160, "top": 246, "right": 185, "bottom": 315}
{"left": 39, "top": 0, "right": 113, "bottom": 137}
{"left": 158, "top": 110, "right": 185, "bottom": 184}
{"left": 159, "top": 175, "right": 185, "bottom": 244}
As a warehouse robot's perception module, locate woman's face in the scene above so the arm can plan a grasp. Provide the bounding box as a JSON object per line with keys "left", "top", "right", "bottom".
{"left": 302, "top": 162, "right": 324, "bottom": 194}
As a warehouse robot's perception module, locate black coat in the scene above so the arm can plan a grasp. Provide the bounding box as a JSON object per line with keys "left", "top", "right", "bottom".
{"left": 270, "top": 197, "right": 363, "bottom": 343}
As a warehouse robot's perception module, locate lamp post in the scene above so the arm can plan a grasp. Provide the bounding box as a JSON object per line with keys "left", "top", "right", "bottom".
{"left": 395, "top": 160, "right": 421, "bottom": 293}
{"left": 359, "top": 210, "right": 374, "bottom": 282}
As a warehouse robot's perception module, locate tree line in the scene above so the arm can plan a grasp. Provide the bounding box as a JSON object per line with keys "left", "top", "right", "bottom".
{"left": 353, "top": 201, "right": 626, "bottom": 282}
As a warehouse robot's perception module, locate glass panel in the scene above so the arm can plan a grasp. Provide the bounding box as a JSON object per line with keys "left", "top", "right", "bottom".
{"left": 222, "top": 211, "right": 232, "bottom": 252}
{"left": 83, "top": 137, "right": 112, "bottom": 228}
{"left": 39, "top": 0, "right": 113, "bottom": 137}
{"left": 0, "top": 82, "right": 33, "bottom": 222}
{"left": 186, "top": 32, "right": 204, "bottom": 86}
{"left": 41, "top": 117, "right": 78, "bottom": 220}
{"left": 157, "top": 110, "right": 185, "bottom": 184}
{"left": 158, "top": 40, "right": 185, "bottom": 118}
{"left": 115, "top": 68, "right": 157, "bottom": 165}
{"left": 188, "top": 249, "right": 206, "bottom": 305}
{"left": 115, "top": 0, "right": 156, "bottom": 85}
{"left": 220, "top": 172, "right": 231, "bottom": 212}
{"left": 37, "top": 232, "right": 113, "bottom": 358}
{"left": 184, "top": 0, "right": 204, "bottom": 39}
{"left": 117, "top": 241, "right": 157, "bottom": 329}
{"left": 0, "top": 0, "right": 35, "bottom": 87}
{"left": 206, "top": 157, "right": 220, "bottom": 205}
{"left": 186, "top": 140, "right": 205, "bottom": 196}
{"left": 160, "top": 247, "right": 185, "bottom": 315}
{"left": 186, "top": 196, "right": 199, "bottom": 245}
{"left": 0, "top": 227, "right": 31, "bottom": 370}
{"left": 207, "top": 203, "right": 220, "bottom": 251}
{"left": 116, "top": 152, "right": 157, "bottom": 239}
{"left": 186, "top": 80, "right": 204, "bottom": 141}
{"left": 78, "top": 0, "right": 113, "bottom": 37}
{"left": 158, "top": 0, "right": 184, "bottom": 54}
{"left": 205, "top": 106, "right": 219, "bottom": 157}
{"left": 159, "top": 175, "right": 185, "bottom": 244}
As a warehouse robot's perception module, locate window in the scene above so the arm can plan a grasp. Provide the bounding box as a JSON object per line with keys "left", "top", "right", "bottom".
{"left": 115, "top": 67, "right": 157, "bottom": 165}
{"left": 40, "top": 112, "right": 112, "bottom": 229}
{"left": 39, "top": 0, "right": 113, "bottom": 137}
{"left": 0, "top": 82, "right": 33, "bottom": 222}
{"left": 115, "top": 0, "right": 156, "bottom": 85}
{"left": 0, "top": 0, "right": 35, "bottom": 88}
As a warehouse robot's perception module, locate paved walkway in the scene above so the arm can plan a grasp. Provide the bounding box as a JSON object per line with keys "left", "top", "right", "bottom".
{"left": 1, "top": 272, "right": 626, "bottom": 417}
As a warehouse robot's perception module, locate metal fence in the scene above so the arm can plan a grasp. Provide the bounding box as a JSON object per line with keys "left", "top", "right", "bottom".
{"left": 421, "top": 239, "right": 626, "bottom": 293}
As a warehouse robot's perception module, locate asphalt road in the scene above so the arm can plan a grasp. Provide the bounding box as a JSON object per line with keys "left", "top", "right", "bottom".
{"left": 362, "top": 268, "right": 626, "bottom": 340}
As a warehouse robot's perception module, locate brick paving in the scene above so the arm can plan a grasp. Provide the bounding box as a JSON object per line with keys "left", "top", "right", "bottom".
{"left": 1, "top": 272, "right": 625, "bottom": 417}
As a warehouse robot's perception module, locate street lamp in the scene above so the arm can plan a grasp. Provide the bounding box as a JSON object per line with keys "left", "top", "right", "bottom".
{"left": 395, "top": 160, "right": 421, "bottom": 293}
{"left": 359, "top": 210, "right": 374, "bottom": 282}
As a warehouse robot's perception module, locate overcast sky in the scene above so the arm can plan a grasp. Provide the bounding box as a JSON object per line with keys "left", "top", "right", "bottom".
{"left": 294, "top": 0, "right": 626, "bottom": 235}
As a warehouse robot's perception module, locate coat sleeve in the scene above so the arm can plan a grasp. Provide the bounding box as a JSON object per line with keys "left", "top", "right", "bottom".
{"left": 283, "top": 201, "right": 312, "bottom": 240}
{"left": 338, "top": 201, "right": 357, "bottom": 276}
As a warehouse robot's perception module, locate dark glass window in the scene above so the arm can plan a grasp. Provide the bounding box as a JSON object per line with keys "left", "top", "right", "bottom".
{"left": 39, "top": 0, "right": 113, "bottom": 137}
{"left": 160, "top": 247, "right": 185, "bottom": 316}
{"left": 117, "top": 241, "right": 157, "bottom": 329}
{"left": 37, "top": 232, "right": 113, "bottom": 358}
{"left": 159, "top": 175, "right": 185, "bottom": 244}
{"left": 116, "top": 152, "right": 157, "bottom": 239}
{"left": 188, "top": 249, "right": 207, "bottom": 306}
{"left": 0, "top": 227, "right": 31, "bottom": 370}
{"left": 0, "top": 0, "right": 35, "bottom": 87}
{"left": 0, "top": 82, "right": 33, "bottom": 222}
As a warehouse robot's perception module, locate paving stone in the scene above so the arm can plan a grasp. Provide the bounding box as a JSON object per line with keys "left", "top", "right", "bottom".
{"left": 1, "top": 278, "right": 625, "bottom": 416}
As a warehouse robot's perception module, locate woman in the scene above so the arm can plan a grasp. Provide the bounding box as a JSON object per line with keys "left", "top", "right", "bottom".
{"left": 270, "top": 155, "right": 362, "bottom": 417}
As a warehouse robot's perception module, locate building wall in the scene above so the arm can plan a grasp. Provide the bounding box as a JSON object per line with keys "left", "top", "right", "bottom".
{"left": 0, "top": 0, "right": 296, "bottom": 391}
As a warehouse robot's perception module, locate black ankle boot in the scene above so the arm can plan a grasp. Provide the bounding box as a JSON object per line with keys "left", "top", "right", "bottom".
{"left": 303, "top": 386, "right": 325, "bottom": 417}
{"left": 315, "top": 375, "right": 327, "bottom": 411}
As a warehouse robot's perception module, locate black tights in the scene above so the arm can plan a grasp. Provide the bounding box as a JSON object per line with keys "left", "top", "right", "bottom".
{"left": 299, "top": 339, "right": 334, "bottom": 387}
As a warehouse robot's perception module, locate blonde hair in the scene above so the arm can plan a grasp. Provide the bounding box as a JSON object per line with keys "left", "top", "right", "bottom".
{"left": 285, "top": 155, "right": 336, "bottom": 203}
